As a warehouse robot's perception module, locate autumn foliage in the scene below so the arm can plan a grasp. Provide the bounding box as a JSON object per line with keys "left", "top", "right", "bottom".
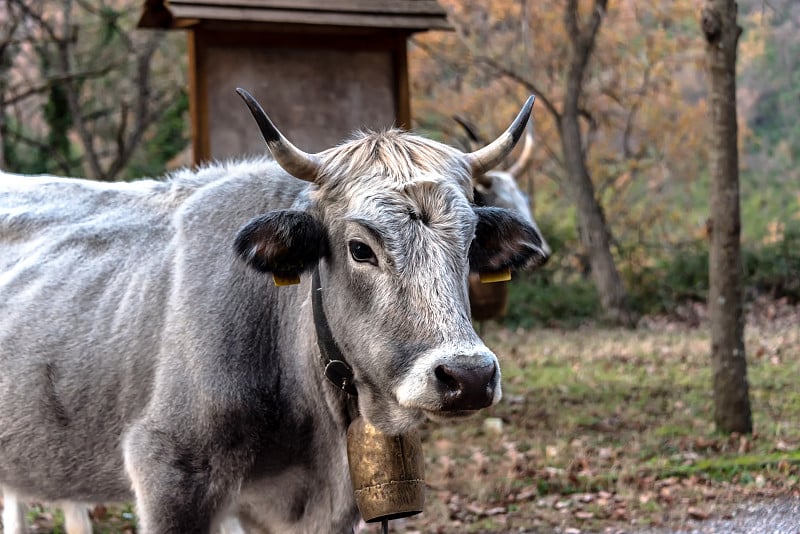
{"left": 409, "top": 0, "right": 798, "bottom": 315}
{"left": 411, "top": 1, "right": 708, "bottom": 281}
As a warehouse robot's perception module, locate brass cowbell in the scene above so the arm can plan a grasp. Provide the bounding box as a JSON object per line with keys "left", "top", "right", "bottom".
{"left": 346, "top": 416, "right": 425, "bottom": 523}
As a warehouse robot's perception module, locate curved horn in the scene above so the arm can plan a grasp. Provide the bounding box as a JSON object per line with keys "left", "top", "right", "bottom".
{"left": 466, "top": 95, "right": 535, "bottom": 176}
{"left": 236, "top": 88, "right": 321, "bottom": 183}
{"left": 506, "top": 118, "right": 536, "bottom": 179}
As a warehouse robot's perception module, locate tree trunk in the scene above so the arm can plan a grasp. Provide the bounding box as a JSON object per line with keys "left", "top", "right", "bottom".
{"left": 560, "top": 113, "right": 630, "bottom": 325}
{"left": 561, "top": 0, "right": 632, "bottom": 325}
{"left": 701, "top": 0, "right": 752, "bottom": 434}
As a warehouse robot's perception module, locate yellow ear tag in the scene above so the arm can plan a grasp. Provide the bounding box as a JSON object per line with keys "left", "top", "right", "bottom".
{"left": 479, "top": 269, "right": 512, "bottom": 284}
{"left": 272, "top": 274, "right": 301, "bottom": 286}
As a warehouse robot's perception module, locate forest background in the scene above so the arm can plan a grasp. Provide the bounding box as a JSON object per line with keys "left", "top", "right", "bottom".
{"left": 410, "top": 0, "right": 799, "bottom": 326}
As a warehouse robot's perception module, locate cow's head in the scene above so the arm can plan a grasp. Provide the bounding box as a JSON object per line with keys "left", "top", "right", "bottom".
{"left": 234, "top": 89, "right": 549, "bottom": 435}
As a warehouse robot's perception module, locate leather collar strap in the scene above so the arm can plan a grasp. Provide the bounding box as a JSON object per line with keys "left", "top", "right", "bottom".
{"left": 312, "top": 268, "right": 358, "bottom": 396}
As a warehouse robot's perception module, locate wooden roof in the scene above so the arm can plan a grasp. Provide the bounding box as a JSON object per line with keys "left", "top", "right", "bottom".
{"left": 138, "top": 0, "right": 451, "bottom": 32}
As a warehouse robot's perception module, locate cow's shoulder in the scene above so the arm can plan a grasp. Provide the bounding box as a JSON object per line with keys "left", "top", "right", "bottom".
{"left": 170, "top": 158, "right": 309, "bottom": 234}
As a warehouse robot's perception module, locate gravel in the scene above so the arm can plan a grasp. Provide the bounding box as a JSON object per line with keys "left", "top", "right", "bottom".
{"left": 641, "top": 497, "right": 800, "bottom": 534}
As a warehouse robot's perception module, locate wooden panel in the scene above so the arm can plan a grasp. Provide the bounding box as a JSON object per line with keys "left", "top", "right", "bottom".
{"left": 393, "top": 35, "right": 411, "bottom": 129}
{"left": 203, "top": 44, "right": 398, "bottom": 158}
{"left": 169, "top": 0, "right": 447, "bottom": 15}
{"left": 185, "top": 27, "right": 409, "bottom": 50}
{"left": 167, "top": 5, "right": 450, "bottom": 29}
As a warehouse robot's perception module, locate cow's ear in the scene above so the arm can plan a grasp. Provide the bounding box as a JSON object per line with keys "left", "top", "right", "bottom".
{"left": 469, "top": 207, "right": 549, "bottom": 273}
{"left": 234, "top": 210, "right": 327, "bottom": 279}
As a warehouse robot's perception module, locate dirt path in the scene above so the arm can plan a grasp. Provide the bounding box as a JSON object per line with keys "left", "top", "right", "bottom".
{"left": 643, "top": 497, "right": 800, "bottom": 534}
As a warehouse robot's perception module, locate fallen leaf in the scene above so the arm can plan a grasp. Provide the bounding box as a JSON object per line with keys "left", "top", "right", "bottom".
{"left": 466, "top": 502, "right": 485, "bottom": 515}
{"left": 687, "top": 506, "right": 709, "bottom": 520}
{"left": 612, "top": 507, "right": 629, "bottom": 520}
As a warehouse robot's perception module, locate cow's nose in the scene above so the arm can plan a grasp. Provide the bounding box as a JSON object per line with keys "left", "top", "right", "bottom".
{"left": 435, "top": 361, "right": 497, "bottom": 411}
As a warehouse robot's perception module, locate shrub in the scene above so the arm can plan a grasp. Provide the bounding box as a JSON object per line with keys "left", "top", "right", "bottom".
{"left": 505, "top": 220, "right": 800, "bottom": 326}
{"left": 744, "top": 223, "right": 800, "bottom": 303}
{"left": 625, "top": 243, "right": 710, "bottom": 315}
{"left": 504, "top": 272, "right": 600, "bottom": 328}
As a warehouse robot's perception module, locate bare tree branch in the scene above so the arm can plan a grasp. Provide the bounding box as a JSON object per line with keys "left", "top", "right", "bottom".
{"left": 5, "top": 128, "right": 74, "bottom": 175}
{"left": 471, "top": 54, "right": 561, "bottom": 122}
{"left": 3, "top": 65, "right": 121, "bottom": 106}
{"left": 2, "top": 0, "right": 185, "bottom": 179}
{"left": 107, "top": 33, "right": 164, "bottom": 178}
{"left": 47, "top": 0, "right": 107, "bottom": 179}
{"left": 7, "top": 0, "right": 63, "bottom": 43}
{"left": 564, "top": 0, "right": 608, "bottom": 112}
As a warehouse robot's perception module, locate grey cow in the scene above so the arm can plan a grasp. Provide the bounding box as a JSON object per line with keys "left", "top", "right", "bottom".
{"left": 0, "top": 90, "right": 547, "bottom": 533}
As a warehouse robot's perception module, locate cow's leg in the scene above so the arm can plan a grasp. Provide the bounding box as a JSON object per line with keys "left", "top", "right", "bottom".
{"left": 123, "top": 425, "right": 239, "bottom": 534}
{"left": 1, "top": 488, "right": 27, "bottom": 534}
{"left": 61, "top": 502, "right": 92, "bottom": 534}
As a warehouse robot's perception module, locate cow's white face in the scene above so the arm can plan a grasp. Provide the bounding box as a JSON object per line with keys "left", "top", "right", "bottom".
{"left": 233, "top": 90, "right": 548, "bottom": 435}
{"left": 315, "top": 166, "right": 501, "bottom": 434}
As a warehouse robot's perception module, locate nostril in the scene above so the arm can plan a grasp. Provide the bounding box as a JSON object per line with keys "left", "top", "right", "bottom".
{"left": 435, "top": 364, "right": 461, "bottom": 393}
{"left": 435, "top": 361, "right": 498, "bottom": 411}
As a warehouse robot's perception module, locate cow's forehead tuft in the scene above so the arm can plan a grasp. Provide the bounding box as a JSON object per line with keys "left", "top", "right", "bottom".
{"left": 346, "top": 179, "right": 473, "bottom": 220}
{"left": 314, "top": 129, "right": 472, "bottom": 198}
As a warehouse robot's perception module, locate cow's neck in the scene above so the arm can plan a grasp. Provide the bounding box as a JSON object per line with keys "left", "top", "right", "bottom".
{"left": 311, "top": 267, "right": 360, "bottom": 423}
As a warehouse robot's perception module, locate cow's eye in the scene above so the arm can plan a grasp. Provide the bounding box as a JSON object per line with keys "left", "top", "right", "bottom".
{"left": 348, "top": 240, "right": 377, "bottom": 265}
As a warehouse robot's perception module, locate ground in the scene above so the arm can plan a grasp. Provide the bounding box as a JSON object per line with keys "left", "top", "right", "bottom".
{"left": 1, "top": 298, "right": 799, "bottom": 533}
{"left": 396, "top": 296, "right": 800, "bottom": 533}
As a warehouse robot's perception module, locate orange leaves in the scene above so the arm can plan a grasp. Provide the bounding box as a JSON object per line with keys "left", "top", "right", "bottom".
{"left": 408, "top": 0, "right": 774, "bottom": 275}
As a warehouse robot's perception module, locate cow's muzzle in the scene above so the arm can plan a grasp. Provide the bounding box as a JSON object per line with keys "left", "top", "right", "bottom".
{"left": 435, "top": 361, "right": 498, "bottom": 411}
{"left": 395, "top": 345, "right": 502, "bottom": 416}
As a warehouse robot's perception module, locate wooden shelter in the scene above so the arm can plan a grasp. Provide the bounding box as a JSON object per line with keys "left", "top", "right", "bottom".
{"left": 138, "top": 0, "right": 450, "bottom": 163}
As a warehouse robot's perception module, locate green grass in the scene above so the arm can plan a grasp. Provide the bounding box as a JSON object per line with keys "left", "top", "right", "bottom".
{"left": 403, "top": 316, "right": 800, "bottom": 531}
{"left": 652, "top": 451, "right": 800, "bottom": 479}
